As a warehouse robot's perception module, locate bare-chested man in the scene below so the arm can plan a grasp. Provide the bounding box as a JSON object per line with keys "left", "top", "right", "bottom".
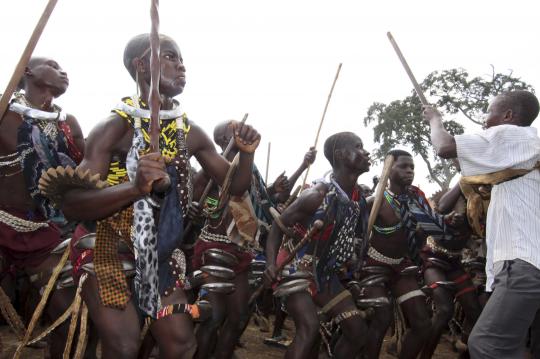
{"left": 191, "top": 121, "right": 316, "bottom": 359}
{"left": 264, "top": 132, "right": 370, "bottom": 359}
{"left": 358, "top": 149, "right": 462, "bottom": 359}
{"left": 50, "top": 34, "right": 260, "bottom": 359}
{"left": 0, "top": 57, "right": 84, "bottom": 358}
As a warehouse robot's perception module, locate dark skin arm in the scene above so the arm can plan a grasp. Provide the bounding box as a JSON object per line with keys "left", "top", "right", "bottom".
{"left": 437, "top": 183, "right": 463, "bottom": 214}
{"left": 65, "top": 113, "right": 85, "bottom": 156}
{"left": 423, "top": 106, "right": 457, "bottom": 159}
{"left": 263, "top": 183, "right": 327, "bottom": 284}
{"left": 286, "top": 147, "right": 317, "bottom": 190}
{"left": 188, "top": 121, "right": 260, "bottom": 196}
{"left": 62, "top": 114, "right": 166, "bottom": 220}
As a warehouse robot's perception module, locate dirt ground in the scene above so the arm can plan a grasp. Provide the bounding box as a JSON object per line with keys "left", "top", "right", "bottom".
{"left": 0, "top": 319, "right": 458, "bottom": 359}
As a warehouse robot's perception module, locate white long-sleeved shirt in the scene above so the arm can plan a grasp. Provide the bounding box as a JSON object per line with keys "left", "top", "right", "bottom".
{"left": 455, "top": 124, "right": 540, "bottom": 290}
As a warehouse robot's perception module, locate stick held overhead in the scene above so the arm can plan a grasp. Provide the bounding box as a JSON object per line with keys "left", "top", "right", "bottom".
{"left": 0, "top": 0, "right": 59, "bottom": 125}
{"left": 301, "top": 62, "right": 343, "bottom": 189}
{"left": 387, "top": 32, "right": 429, "bottom": 106}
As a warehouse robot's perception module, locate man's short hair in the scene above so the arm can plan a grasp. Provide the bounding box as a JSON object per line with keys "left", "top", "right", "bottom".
{"left": 323, "top": 132, "right": 357, "bottom": 166}
{"left": 123, "top": 33, "right": 174, "bottom": 80}
{"left": 388, "top": 149, "right": 412, "bottom": 161}
{"left": 497, "top": 90, "right": 539, "bottom": 126}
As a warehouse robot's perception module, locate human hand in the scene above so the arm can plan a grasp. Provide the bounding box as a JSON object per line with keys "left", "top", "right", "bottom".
{"left": 231, "top": 121, "right": 261, "bottom": 154}
{"left": 263, "top": 264, "right": 279, "bottom": 287}
{"left": 302, "top": 147, "right": 317, "bottom": 167}
{"left": 447, "top": 211, "right": 465, "bottom": 227}
{"left": 272, "top": 172, "right": 290, "bottom": 193}
{"left": 187, "top": 201, "right": 204, "bottom": 222}
{"left": 422, "top": 105, "right": 443, "bottom": 124}
{"left": 134, "top": 152, "right": 170, "bottom": 195}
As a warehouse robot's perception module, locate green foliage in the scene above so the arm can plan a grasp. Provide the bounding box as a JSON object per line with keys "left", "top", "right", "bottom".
{"left": 364, "top": 67, "right": 534, "bottom": 190}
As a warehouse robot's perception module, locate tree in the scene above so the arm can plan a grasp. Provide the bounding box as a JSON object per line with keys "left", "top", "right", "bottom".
{"left": 364, "top": 68, "right": 534, "bottom": 190}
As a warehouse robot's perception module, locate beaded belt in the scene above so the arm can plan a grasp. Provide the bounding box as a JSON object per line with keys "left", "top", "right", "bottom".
{"left": 0, "top": 210, "right": 49, "bottom": 232}
{"left": 200, "top": 226, "right": 232, "bottom": 244}
{"left": 367, "top": 246, "right": 403, "bottom": 265}
{"left": 427, "top": 236, "right": 462, "bottom": 258}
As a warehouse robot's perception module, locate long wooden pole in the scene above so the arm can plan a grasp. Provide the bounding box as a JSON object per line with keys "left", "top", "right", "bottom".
{"left": 386, "top": 32, "right": 429, "bottom": 106}
{"left": 148, "top": 0, "right": 161, "bottom": 152}
{"left": 301, "top": 63, "right": 342, "bottom": 189}
{"left": 0, "top": 0, "right": 59, "bottom": 125}
{"left": 366, "top": 155, "right": 395, "bottom": 239}
{"left": 265, "top": 142, "right": 271, "bottom": 184}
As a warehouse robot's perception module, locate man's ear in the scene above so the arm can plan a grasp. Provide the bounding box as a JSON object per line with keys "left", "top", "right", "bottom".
{"left": 503, "top": 109, "right": 514, "bottom": 123}
{"left": 132, "top": 57, "right": 146, "bottom": 74}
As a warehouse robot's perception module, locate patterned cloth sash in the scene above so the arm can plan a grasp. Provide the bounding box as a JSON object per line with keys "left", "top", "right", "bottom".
{"left": 308, "top": 174, "right": 368, "bottom": 286}
{"left": 386, "top": 186, "right": 457, "bottom": 263}
{"left": 11, "top": 93, "right": 82, "bottom": 224}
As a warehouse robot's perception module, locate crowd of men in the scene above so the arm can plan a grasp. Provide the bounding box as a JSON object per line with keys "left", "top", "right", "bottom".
{"left": 0, "top": 32, "right": 539, "bottom": 359}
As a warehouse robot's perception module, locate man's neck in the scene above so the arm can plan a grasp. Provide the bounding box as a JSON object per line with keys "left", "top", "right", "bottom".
{"left": 388, "top": 181, "right": 407, "bottom": 196}
{"left": 332, "top": 168, "right": 359, "bottom": 198}
{"left": 137, "top": 82, "right": 175, "bottom": 110}
{"left": 23, "top": 86, "right": 55, "bottom": 111}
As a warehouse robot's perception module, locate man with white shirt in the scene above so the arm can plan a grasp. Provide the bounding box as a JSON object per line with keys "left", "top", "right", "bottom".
{"left": 423, "top": 90, "right": 540, "bottom": 358}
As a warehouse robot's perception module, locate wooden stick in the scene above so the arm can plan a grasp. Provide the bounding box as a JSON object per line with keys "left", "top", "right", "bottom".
{"left": 387, "top": 32, "right": 429, "bottom": 106}
{"left": 366, "top": 155, "right": 395, "bottom": 239}
{"left": 248, "top": 219, "right": 324, "bottom": 306}
{"left": 301, "top": 63, "right": 342, "bottom": 189}
{"left": 265, "top": 142, "right": 271, "bottom": 185}
{"left": 0, "top": 0, "right": 59, "bottom": 124}
{"left": 184, "top": 114, "right": 248, "bottom": 234}
{"left": 148, "top": 0, "right": 161, "bottom": 152}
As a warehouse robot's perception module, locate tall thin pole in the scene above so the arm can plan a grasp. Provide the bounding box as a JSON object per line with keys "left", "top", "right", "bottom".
{"left": 301, "top": 63, "right": 342, "bottom": 189}
{"left": 148, "top": 0, "right": 161, "bottom": 152}
{"left": 265, "top": 142, "right": 271, "bottom": 184}
{"left": 387, "top": 32, "right": 429, "bottom": 106}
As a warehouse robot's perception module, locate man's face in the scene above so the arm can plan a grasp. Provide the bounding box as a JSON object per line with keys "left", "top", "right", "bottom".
{"left": 484, "top": 96, "right": 510, "bottom": 129}
{"left": 390, "top": 155, "right": 415, "bottom": 187}
{"left": 340, "top": 136, "right": 371, "bottom": 173}
{"left": 149, "top": 38, "right": 186, "bottom": 97}
{"left": 27, "top": 58, "right": 69, "bottom": 97}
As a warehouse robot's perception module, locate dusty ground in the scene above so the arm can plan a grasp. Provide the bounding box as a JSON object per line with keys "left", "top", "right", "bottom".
{"left": 0, "top": 320, "right": 457, "bottom": 358}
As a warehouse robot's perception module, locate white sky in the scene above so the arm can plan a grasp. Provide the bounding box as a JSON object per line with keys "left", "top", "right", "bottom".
{"left": 1, "top": 0, "right": 538, "bottom": 196}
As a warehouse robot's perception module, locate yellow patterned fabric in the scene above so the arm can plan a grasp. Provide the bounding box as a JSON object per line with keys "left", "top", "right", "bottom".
{"left": 113, "top": 97, "right": 190, "bottom": 159}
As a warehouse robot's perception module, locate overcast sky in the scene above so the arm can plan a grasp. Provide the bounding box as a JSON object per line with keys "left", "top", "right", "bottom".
{"left": 1, "top": 0, "right": 538, "bottom": 196}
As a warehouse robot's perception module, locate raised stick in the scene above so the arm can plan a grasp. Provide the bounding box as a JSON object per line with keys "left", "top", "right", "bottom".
{"left": 301, "top": 63, "right": 343, "bottom": 189}
{"left": 0, "top": 0, "right": 59, "bottom": 125}
{"left": 387, "top": 32, "right": 429, "bottom": 106}
{"left": 184, "top": 114, "right": 248, "bottom": 234}
{"left": 248, "top": 219, "right": 324, "bottom": 306}
{"left": 366, "top": 155, "right": 395, "bottom": 239}
{"left": 148, "top": 0, "right": 161, "bottom": 152}
{"left": 265, "top": 142, "right": 271, "bottom": 184}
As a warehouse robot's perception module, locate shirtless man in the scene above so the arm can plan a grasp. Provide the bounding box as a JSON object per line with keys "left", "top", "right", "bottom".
{"left": 51, "top": 34, "right": 260, "bottom": 359}
{"left": 358, "top": 149, "right": 462, "bottom": 359}
{"left": 264, "top": 132, "right": 370, "bottom": 359}
{"left": 191, "top": 121, "right": 315, "bottom": 359}
{"left": 0, "top": 57, "right": 84, "bottom": 358}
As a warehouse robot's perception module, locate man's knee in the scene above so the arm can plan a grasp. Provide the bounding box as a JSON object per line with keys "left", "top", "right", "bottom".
{"left": 411, "top": 317, "right": 432, "bottom": 338}
{"left": 102, "top": 336, "right": 139, "bottom": 358}
{"left": 164, "top": 331, "right": 197, "bottom": 359}
{"left": 296, "top": 314, "right": 319, "bottom": 342}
